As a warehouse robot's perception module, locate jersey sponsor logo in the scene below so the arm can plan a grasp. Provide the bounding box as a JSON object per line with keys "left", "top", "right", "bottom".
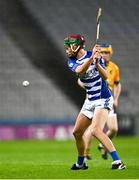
{"left": 88, "top": 69, "right": 98, "bottom": 77}
{"left": 83, "top": 68, "right": 98, "bottom": 79}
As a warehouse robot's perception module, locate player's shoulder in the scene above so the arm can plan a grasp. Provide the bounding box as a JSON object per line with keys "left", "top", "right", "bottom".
{"left": 81, "top": 50, "right": 92, "bottom": 59}
{"left": 77, "top": 50, "right": 92, "bottom": 62}
{"left": 68, "top": 57, "right": 76, "bottom": 67}
{"left": 109, "top": 60, "right": 119, "bottom": 70}
{"left": 86, "top": 51, "right": 92, "bottom": 57}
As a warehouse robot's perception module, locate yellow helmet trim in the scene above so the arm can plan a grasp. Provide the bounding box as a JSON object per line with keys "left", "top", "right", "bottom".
{"left": 100, "top": 44, "right": 113, "bottom": 55}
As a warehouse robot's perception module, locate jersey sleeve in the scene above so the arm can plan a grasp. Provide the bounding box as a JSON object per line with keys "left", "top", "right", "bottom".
{"left": 68, "top": 59, "right": 80, "bottom": 72}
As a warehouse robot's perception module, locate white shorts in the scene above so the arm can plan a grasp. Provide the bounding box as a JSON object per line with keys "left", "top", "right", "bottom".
{"left": 80, "top": 97, "right": 113, "bottom": 119}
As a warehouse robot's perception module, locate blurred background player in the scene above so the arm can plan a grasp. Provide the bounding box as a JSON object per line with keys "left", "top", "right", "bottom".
{"left": 83, "top": 43, "right": 122, "bottom": 160}
{"left": 64, "top": 34, "right": 125, "bottom": 170}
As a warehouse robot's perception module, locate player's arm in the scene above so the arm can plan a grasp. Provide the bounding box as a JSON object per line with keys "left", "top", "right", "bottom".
{"left": 113, "top": 82, "right": 121, "bottom": 108}
{"left": 77, "top": 78, "right": 85, "bottom": 89}
{"left": 75, "top": 45, "right": 100, "bottom": 75}
{"left": 95, "top": 59, "right": 108, "bottom": 80}
{"left": 77, "top": 78, "right": 88, "bottom": 99}
{"left": 75, "top": 55, "right": 95, "bottom": 75}
{"left": 113, "top": 65, "right": 121, "bottom": 108}
{"left": 93, "top": 45, "right": 108, "bottom": 80}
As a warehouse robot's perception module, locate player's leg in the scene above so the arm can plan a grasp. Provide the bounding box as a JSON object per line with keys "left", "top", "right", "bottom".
{"left": 90, "top": 108, "right": 116, "bottom": 152}
{"left": 106, "top": 114, "right": 118, "bottom": 138}
{"left": 73, "top": 113, "right": 91, "bottom": 156}
{"left": 90, "top": 108, "right": 125, "bottom": 169}
{"left": 83, "top": 116, "right": 105, "bottom": 160}
{"left": 98, "top": 112, "right": 118, "bottom": 159}
{"left": 71, "top": 112, "right": 91, "bottom": 170}
{"left": 83, "top": 126, "right": 93, "bottom": 159}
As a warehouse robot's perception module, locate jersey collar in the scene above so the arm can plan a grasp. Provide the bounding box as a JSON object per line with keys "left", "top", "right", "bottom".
{"left": 77, "top": 50, "right": 87, "bottom": 61}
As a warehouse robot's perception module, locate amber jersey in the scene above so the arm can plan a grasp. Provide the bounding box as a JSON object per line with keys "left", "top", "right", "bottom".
{"left": 106, "top": 61, "right": 120, "bottom": 91}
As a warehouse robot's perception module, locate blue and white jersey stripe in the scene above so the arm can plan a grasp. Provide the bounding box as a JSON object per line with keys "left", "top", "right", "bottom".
{"left": 68, "top": 51, "right": 111, "bottom": 101}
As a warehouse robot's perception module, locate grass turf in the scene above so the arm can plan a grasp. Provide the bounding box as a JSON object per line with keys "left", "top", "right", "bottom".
{"left": 0, "top": 136, "right": 138, "bottom": 179}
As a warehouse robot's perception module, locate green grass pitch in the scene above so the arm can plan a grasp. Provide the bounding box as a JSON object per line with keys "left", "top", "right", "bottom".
{"left": 0, "top": 136, "right": 138, "bottom": 179}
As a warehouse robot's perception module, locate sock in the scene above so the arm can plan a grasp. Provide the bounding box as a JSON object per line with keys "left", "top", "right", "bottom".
{"left": 76, "top": 156, "right": 84, "bottom": 166}
{"left": 110, "top": 151, "right": 120, "bottom": 161}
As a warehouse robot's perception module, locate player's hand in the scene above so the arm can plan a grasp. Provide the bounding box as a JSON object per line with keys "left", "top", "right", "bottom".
{"left": 92, "top": 44, "right": 101, "bottom": 54}
{"left": 92, "top": 44, "right": 101, "bottom": 61}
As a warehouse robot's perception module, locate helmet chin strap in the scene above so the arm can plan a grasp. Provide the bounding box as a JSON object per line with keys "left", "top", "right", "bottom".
{"left": 70, "top": 44, "right": 81, "bottom": 57}
{"left": 70, "top": 44, "right": 81, "bottom": 53}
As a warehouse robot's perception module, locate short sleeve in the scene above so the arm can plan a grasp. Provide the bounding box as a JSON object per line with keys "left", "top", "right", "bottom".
{"left": 68, "top": 59, "right": 80, "bottom": 72}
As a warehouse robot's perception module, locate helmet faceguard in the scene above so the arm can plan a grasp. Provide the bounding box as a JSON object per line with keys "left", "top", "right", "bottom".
{"left": 100, "top": 43, "right": 113, "bottom": 55}
{"left": 64, "top": 34, "right": 85, "bottom": 57}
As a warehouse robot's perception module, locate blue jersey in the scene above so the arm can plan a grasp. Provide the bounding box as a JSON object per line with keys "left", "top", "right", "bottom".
{"left": 68, "top": 51, "right": 112, "bottom": 101}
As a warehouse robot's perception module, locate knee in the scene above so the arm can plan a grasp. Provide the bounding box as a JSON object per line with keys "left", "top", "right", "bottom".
{"left": 73, "top": 129, "right": 83, "bottom": 139}
{"left": 110, "top": 127, "right": 118, "bottom": 135}
{"left": 90, "top": 126, "right": 100, "bottom": 137}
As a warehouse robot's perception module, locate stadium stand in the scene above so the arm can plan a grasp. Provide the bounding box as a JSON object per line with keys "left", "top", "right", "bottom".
{"left": 0, "top": 0, "right": 139, "bottom": 135}
{"left": 23, "top": 0, "right": 139, "bottom": 116}
{"left": 0, "top": 27, "right": 78, "bottom": 121}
